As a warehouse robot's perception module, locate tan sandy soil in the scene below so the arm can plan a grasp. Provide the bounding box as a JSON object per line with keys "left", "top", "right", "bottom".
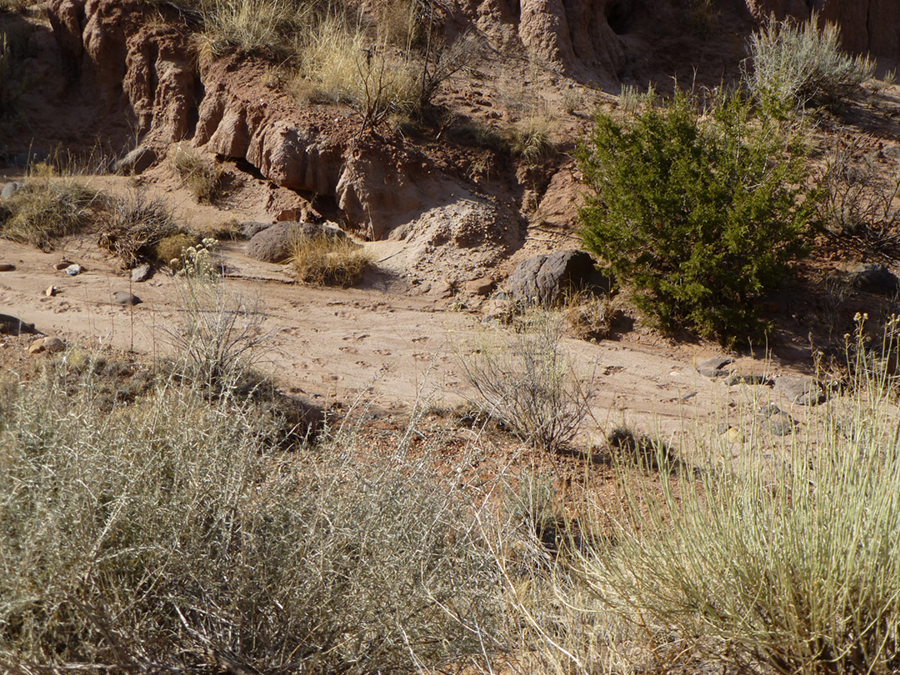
{"left": 0, "top": 179, "right": 823, "bottom": 453}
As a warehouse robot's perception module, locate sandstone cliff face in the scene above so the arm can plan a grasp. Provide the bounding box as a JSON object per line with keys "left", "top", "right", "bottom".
{"left": 49, "top": 0, "right": 197, "bottom": 142}
{"left": 745, "top": 0, "right": 900, "bottom": 59}
{"left": 463, "top": 0, "right": 627, "bottom": 84}
{"left": 44, "top": 0, "right": 897, "bottom": 241}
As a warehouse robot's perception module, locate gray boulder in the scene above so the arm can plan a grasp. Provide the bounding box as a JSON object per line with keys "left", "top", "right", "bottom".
{"left": 1, "top": 181, "right": 23, "bottom": 200}
{"left": 114, "top": 146, "right": 158, "bottom": 175}
{"left": 507, "top": 249, "right": 598, "bottom": 305}
{"left": 847, "top": 263, "right": 899, "bottom": 295}
{"left": 239, "top": 221, "right": 272, "bottom": 240}
{"left": 246, "top": 221, "right": 351, "bottom": 264}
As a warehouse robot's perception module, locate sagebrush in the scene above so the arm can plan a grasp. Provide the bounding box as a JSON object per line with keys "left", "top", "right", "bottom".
{"left": 0, "top": 356, "right": 504, "bottom": 674}
{"left": 745, "top": 11, "right": 874, "bottom": 112}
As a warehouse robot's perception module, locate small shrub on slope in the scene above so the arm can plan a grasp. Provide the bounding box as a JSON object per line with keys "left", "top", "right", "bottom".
{"left": 746, "top": 11, "right": 874, "bottom": 113}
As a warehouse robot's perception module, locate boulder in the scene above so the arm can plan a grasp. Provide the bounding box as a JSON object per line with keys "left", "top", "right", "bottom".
{"left": 246, "top": 221, "right": 349, "bottom": 264}
{"left": 507, "top": 249, "right": 597, "bottom": 305}
{"left": 114, "top": 146, "right": 158, "bottom": 175}
{"left": 113, "top": 291, "right": 142, "bottom": 305}
{"left": 847, "top": 263, "right": 899, "bottom": 295}
{"left": 0, "top": 314, "right": 36, "bottom": 335}
{"left": 239, "top": 221, "right": 272, "bottom": 240}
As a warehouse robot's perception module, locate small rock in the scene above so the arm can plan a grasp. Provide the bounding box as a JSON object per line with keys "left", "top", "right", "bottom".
{"left": 722, "top": 427, "right": 745, "bottom": 444}
{"left": 757, "top": 404, "right": 795, "bottom": 435}
{"left": 0, "top": 263, "right": 14, "bottom": 271}
{"left": 45, "top": 285, "right": 57, "bottom": 297}
{"left": 113, "top": 291, "right": 142, "bottom": 306}
{"left": 54, "top": 260, "right": 74, "bottom": 270}
{"left": 767, "top": 414, "right": 796, "bottom": 436}
{"left": 65, "top": 264, "right": 82, "bottom": 276}
{"left": 431, "top": 282, "right": 454, "bottom": 299}
{"left": 1, "top": 181, "right": 23, "bottom": 200}
{"left": 774, "top": 375, "right": 826, "bottom": 406}
{"left": 29, "top": 336, "right": 65, "bottom": 354}
{"left": 130, "top": 263, "right": 153, "bottom": 283}
{"left": 465, "top": 276, "right": 495, "bottom": 296}
{"left": 696, "top": 356, "right": 734, "bottom": 379}
{"left": 847, "top": 263, "right": 899, "bottom": 295}
{"left": 113, "top": 146, "right": 158, "bottom": 175}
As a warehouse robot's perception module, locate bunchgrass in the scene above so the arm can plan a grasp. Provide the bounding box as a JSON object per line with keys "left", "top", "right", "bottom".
{"left": 170, "top": 144, "right": 224, "bottom": 203}
{"left": 0, "top": 172, "right": 102, "bottom": 250}
{"left": 289, "top": 232, "right": 370, "bottom": 287}
{"left": 578, "top": 345, "right": 900, "bottom": 673}
{"left": 98, "top": 188, "right": 186, "bottom": 268}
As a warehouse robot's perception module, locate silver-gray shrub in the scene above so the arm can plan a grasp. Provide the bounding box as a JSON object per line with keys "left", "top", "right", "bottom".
{"left": 0, "top": 361, "right": 503, "bottom": 674}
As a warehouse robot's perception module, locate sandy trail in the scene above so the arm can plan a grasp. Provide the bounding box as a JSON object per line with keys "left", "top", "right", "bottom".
{"left": 0, "top": 230, "right": 810, "bottom": 450}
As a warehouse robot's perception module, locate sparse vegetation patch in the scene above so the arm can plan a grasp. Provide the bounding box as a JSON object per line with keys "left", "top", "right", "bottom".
{"left": 0, "top": 358, "right": 503, "bottom": 674}
{"left": 98, "top": 189, "right": 186, "bottom": 268}
{"left": 458, "top": 309, "right": 593, "bottom": 451}
{"left": 170, "top": 144, "right": 224, "bottom": 203}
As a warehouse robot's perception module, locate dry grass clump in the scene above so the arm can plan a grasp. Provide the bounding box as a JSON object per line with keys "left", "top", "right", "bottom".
{"left": 0, "top": 175, "right": 102, "bottom": 250}
{"left": 97, "top": 189, "right": 186, "bottom": 268}
{"left": 565, "top": 290, "right": 617, "bottom": 341}
{"left": 289, "top": 232, "right": 370, "bottom": 287}
{"left": 511, "top": 115, "right": 555, "bottom": 163}
{"left": 746, "top": 11, "right": 874, "bottom": 111}
{"left": 156, "top": 231, "right": 199, "bottom": 268}
{"left": 0, "top": 347, "right": 504, "bottom": 674}
{"left": 194, "top": 0, "right": 315, "bottom": 57}
{"left": 170, "top": 144, "right": 224, "bottom": 203}
{"left": 161, "top": 276, "right": 268, "bottom": 394}
{"left": 294, "top": 16, "right": 419, "bottom": 124}
{"left": 579, "top": 388, "right": 900, "bottom": 673}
